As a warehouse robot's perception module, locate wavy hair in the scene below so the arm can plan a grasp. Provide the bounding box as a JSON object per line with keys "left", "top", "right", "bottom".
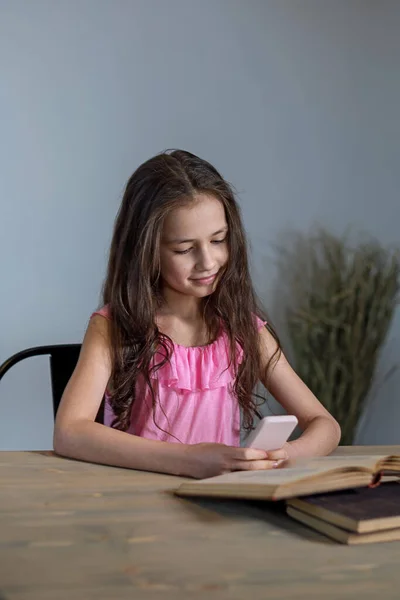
{"left": 102, "top": 150, "right": 281, "bottom": 433}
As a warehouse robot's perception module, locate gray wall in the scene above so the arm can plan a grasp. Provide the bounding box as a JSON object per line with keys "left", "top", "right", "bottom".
{"left": 1, "top": 0, "right": 399, "bottom": 449}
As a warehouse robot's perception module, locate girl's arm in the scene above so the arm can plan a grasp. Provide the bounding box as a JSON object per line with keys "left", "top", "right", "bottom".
{"left": 258, "top": 326, "right": 341, "bottom": 461}
{"left": 54, "top": 315, "right": 274, "bottom": 478}
{"left": 54, "top": 316, "right": 190, "bottom": 475}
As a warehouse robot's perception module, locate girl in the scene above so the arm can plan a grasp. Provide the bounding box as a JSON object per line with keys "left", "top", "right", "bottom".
{"left": 54, "top": 150, "right": 341, "bottom": 479}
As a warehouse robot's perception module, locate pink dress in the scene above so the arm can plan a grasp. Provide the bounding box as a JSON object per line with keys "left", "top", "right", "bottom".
{"left": 92, "top": 306, "right": 265, "bottom": 447}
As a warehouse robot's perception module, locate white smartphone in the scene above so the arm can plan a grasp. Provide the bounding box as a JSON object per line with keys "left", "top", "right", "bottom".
{"left": 244, "top": 415, "right": 298, "bottom": 451}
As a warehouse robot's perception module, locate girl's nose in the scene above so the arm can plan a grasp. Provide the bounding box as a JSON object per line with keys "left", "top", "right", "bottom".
{"left": 196, "top": 247, "right": 216, "bottom": 272}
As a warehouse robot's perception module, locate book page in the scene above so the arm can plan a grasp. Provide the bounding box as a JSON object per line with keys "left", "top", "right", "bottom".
{"left": 379, "top": 455, "right": 400, "bottom": 472}
{"left": 287, "top": 454, "right": 385, "bottom": 472}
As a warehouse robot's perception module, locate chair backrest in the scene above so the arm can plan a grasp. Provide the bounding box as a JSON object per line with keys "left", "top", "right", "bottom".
{"left": 0, "top": 344, "right": 104, "bottom": 423}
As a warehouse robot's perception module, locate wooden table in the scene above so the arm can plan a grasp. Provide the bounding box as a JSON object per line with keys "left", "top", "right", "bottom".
{"left": 1, "top": 446, "right": 400, "bottom": 600}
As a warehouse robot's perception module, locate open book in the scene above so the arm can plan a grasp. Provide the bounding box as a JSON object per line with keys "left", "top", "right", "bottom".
{"left": 175, "top": 454, "right": 400, "bottom": 501}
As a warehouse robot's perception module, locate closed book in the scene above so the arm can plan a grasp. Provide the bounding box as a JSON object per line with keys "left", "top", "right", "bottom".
{"left": 287, "top": 504, "right": 400, "bottom": 545}
{"left": 286, "top": 480, "right": 400, "bottom": 533}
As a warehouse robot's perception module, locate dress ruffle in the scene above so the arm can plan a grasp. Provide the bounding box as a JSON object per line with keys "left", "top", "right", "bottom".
{"left": 150, "top": 331, "right": 243, "bottom": 392}
{"left": 92, "top": 305, "right": 266, "bottom": 393}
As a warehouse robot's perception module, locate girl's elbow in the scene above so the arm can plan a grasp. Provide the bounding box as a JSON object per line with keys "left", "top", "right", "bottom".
{"left": 330, "top": 416, "right": 342, "bottom": 447}
{"left": 53, "top": 422, "right": 74, "bottom": 457}
{"left": 53, "top": 427, "right": 66, "bottom": 456}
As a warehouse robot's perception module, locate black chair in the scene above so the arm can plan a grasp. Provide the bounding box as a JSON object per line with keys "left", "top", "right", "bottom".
{"left": 0, "top": 344, "right": 104, "bottom": 423}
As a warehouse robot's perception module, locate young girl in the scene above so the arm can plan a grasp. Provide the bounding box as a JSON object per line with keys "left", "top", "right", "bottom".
{"left": 54, "top": 150, "right": 341, "bottom": 479}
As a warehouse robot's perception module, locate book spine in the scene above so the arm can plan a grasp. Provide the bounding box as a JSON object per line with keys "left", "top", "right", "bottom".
{"left": 368, "top": 471, "right": 382, "bottom": 489}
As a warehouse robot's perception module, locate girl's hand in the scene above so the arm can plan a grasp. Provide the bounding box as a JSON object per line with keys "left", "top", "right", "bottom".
{"left": 184, "top": 443, "right": 285, "bottom": 479}
{"left": 264, "top": 447, "right": 290, "bottom": 468}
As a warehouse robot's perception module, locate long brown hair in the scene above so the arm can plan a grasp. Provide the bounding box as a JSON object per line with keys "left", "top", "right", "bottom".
{"left": 102, "top": 149, "right": 281, "bottom": 433}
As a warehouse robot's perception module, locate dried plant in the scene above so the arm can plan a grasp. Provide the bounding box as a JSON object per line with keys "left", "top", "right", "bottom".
{"left": 277, "top": 229, "right": 399, "bottom": 445}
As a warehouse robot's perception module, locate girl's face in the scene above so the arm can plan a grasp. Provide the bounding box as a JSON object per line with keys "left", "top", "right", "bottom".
{"left": 160, "top": 193, "right": 229, "bottom": 300}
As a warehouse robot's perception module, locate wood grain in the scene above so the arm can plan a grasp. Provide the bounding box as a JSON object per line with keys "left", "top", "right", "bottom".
{"left": 1, "top": 446, "right": 400, "bottom": 600}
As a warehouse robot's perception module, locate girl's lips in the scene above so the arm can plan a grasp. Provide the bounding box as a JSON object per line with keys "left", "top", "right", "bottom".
{"left": 189, "top": 274, "right": 217, "bottom": 285}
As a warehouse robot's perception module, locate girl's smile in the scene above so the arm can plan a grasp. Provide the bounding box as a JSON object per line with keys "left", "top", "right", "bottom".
{"left": 189, "top": 273, "right": 218, "bottom": 285}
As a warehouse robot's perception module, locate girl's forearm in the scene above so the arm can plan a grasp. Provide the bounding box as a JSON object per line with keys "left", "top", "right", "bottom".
{"left": 285, "top": 415, "right": 341, "bottom": 460}
{"left": 53, "top": 420, "right": 192, "bottom": 477}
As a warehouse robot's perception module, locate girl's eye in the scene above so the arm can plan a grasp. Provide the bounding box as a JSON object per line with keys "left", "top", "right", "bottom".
{"left": 174, "top": 248, "right": 192, "bottom": 255}
{"left": 173, "top": 238, "right": 226, "bottom": 255}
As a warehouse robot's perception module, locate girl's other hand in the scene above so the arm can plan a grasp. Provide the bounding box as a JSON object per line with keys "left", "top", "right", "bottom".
{"left": 185, "top": 443, "right": 285, "bottom": 479}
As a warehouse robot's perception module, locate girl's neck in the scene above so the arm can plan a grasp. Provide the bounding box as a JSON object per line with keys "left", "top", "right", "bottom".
{"left": 156, "top": 289, "right": 216, "bottom": 348}
{"left": 158, "top": 289, "right": 204, "bottom": 323}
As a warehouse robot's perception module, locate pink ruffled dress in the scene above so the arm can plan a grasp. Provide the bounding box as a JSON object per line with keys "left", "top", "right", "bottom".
{"left": 92, "top": 306, "right": 265, "bottom": 447}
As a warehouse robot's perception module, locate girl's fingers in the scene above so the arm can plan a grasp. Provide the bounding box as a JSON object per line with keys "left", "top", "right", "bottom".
{"left": 234, "top": 459, "right": 280, "bottom": 471}
{"left": 265, "top": 449, "right": 289, "bottom": 461}
{"left": 231, "top": 447, "right": 268, "bottom": 461}
{"left": 228, "top": 447, "right": 289, "bottom": 471}
{"left": 232, "top": 447, "right": 289, "bottom": 461}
